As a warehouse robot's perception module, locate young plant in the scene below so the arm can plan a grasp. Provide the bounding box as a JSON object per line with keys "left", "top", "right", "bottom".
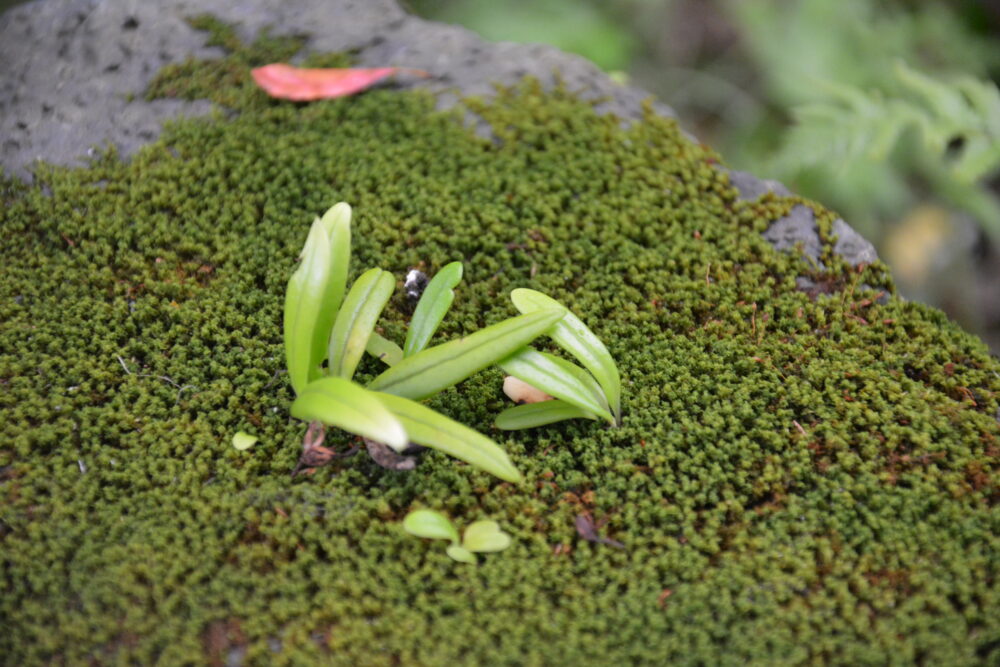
{"left": 402, "top": 509, "right": 511, "bottom": 564}
{"left": 283, "top": 203, "right": 566, "bottom": 482}
{"left": 495, "top": 288, "right": 623, "bottom": 429}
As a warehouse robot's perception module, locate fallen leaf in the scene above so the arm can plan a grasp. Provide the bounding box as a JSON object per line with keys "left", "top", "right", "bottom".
{"left": 251, "top": 64, "right": 427, "bottom": 101}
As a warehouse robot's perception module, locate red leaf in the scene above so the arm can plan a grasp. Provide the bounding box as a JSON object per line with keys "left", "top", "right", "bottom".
{"left": 251, "top": 64, "right": 426, "bottom": 101}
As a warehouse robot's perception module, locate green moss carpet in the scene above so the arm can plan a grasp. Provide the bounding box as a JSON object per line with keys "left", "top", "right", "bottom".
{"left": 1, "top": 20, "right": 998, "bottom": 665}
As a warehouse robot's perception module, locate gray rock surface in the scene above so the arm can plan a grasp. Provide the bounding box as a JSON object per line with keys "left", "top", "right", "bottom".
{"left": 725, "top": 168, "right": 791, "bottom": 201}
{"left": 0, "top": 0, "right": 671, "bottom": 181}
{"left": 0, "top": 0, "right": 872, "bottom": 267}
{"left": 763, "top": 204, "right": 879, "bottom": 267}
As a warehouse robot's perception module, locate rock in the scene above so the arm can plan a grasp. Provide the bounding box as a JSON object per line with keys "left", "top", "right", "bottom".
{"left": 503, "top": 376, "right": 554, "bottom": 405}
{"left": 831, "top": 218, "right": 879, "bottom": 266}
{"left": 725, "top": 168, "right": 791, "bottom": 201}
{"left": 763, "top": 204, "right": 878, "bottom": 268}
{"left": 762, "top": 204, "right": 824, "bottom": 264}
{"left": 0, "top": 0, "right": 671, "bottom": 182}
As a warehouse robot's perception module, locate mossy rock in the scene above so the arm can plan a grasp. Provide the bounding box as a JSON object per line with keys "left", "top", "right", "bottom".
{"left": 2, "top": 8, "right": 999, "bottom": 667}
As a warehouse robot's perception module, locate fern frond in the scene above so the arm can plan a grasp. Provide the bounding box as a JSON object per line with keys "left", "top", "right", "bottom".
{"left": 769, "top": 63, "right": 1000, "bottom": 241}
{"left": 773, "top": 62, "right": 1000, "bottom": 186}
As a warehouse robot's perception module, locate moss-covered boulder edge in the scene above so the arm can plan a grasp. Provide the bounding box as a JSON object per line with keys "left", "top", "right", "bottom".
{"left": 2, "top": 17, "right": 997, "bottom": 665}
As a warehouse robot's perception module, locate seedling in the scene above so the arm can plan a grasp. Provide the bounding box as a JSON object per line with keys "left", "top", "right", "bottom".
{"left": 284, "top": 203, "right": 624, "bottom": 480}
{"left": 283, "top": 203, "right": 564, "bottom": 482}
{"left": 403, "top": 509, "right": 511, "bottom": 564}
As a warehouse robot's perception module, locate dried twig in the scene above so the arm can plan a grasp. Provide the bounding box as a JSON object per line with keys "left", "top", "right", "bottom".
{"left": 575, "top": 513, "right": 625, "bottom": 549}
{"left": 291, "top": 420, "right": 359, "bottom": 477}
{"left": 363, "top": 438, "right": 418, "bottom": 471}
{"left": 115, "top": 355, "right": 197, "bottom": 404}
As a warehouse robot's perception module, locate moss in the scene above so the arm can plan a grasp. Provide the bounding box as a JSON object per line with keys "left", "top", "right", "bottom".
{"left": 1, "top": 20, "right": 998, "bottom": 665}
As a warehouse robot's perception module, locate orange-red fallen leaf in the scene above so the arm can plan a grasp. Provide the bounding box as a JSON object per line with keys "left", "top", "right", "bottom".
{"left": 251, "top": 64, "right": 427, "bottom": 101}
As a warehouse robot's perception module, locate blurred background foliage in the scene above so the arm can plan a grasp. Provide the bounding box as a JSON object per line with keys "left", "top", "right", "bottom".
{"left": 409, "top": 0, "right": 1000, "bottom": 352}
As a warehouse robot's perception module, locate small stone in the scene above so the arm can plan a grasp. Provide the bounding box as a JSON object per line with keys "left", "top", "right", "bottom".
{"left": 503, "top": 376, "right": 553, "bottom": 404}
{"left": 404, "top": 269, "right": 428, "bottom": 304}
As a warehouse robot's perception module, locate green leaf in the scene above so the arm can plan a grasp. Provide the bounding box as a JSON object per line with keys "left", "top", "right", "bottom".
{"left": 404, "top": 261, "right": 463, "bottom": 357}
{"left": 445, "top": 544, "right": 477, "bottom": 564}
{"left": 327, "top": 268, "right": 396, "bottom": 379}
{"left": 499, "top": 348, "right": 614, "bottom": 425}
{"left": 462, "top": 520, "right": 511, "bottom": 553}
{"left": 314, "top": 202, "right": 352, "bottom": 372}
{"left": 510, "top": 289, "right": 621, "bottom": 423}
{"left": 282, "top": 204, "right": 352, "bottom": 395}
{"left": 366, "top": 332, "right": 403, "bottom": 366}
{"left": 368, "top": 309, "right": 565, "bottom": 401}
{"left": 291, "top": 377, "right": 407, "bottom": 449}
{"left": 403, "top": 509, "right": 460, "bottom": 544}
{"left": 284, "top": 217, "right": 333, "bottom": 395}
{"left": 374, "top": 392, "right": 522, "bottom": 483}
{"left": 232, "top": 431, "right": 259, "bottom": 450}
{"left": 495, "top": 400, "right": 597, "bottom": 430}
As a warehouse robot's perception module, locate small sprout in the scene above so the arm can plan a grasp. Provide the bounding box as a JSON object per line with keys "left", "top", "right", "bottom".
{"left": 461, "top": 520, "right": 512, "bottom": 552}
{"left": 502, "top": 376, "right": 552, "bottom": 404}
{"left": 403, "top": 510, "right": 512, "bottom": 564}
{"left": 445, "top": 545, "right": 477, "bottom": 564}
{"left": 402, "top": 509, "right": 460, "bottom": 543}
{"left": 232, "top": 431, "right": 258, "bottom": 451}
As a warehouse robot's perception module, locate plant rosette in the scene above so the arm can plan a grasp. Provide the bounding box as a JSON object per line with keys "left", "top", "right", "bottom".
{"left": 282, "top": 202, "right": 624, "bottom": 481}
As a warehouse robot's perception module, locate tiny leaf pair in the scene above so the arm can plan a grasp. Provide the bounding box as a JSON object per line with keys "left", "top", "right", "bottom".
{"left": 403, "top": 509, "right": 511, "bottom": 564}
{"left": 495, "top": 289, "right": 622, "bottom": 429}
